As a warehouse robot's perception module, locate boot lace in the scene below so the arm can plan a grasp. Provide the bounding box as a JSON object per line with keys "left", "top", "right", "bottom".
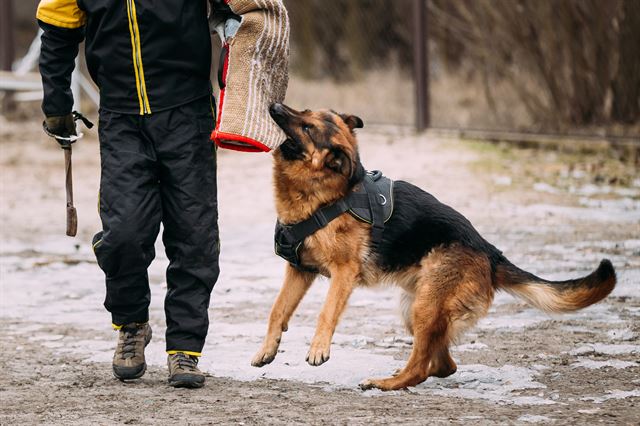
{"left": 174, "top": 353, "right": 199, "bottom": 371}
{"left": 120, "top": 326, "right": 142, "bottom": 359}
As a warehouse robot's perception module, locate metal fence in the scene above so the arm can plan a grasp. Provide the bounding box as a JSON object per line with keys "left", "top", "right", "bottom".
{"left": 283, "top": 0, "right": 640, "bottom": 143}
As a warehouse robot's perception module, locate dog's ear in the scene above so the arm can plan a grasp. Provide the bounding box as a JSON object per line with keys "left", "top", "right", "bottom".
{"left": 326, "top": 149, "right": 351, "bottom": 176}
{"left": 348, "top": 152, "right": 366, "bottom": 187}
{"left": 278, "top": 139, "right": 305, "bottom": 161}
{"left": 339, "top": 113, "right": 364, "bottom": 131}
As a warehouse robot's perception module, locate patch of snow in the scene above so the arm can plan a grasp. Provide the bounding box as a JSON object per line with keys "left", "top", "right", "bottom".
{"left": 578, "top": 196, "right": 640, "bottom": 212}
{"left": 517, "top": 414, "right": 553, "bottom": 423}
{"left": 572, "top": 358, "right": 638, "bottom": 370}
{"left": 581, "top": 389, "right": 640, "bottom": 404}
{"left": 414, "top": 364, "right": 555, "bottom": 406}
{"left": 28, "top": 334, "right": 64, "bottom": 342}
{"left": 453, "top": 342, "right": 488, "bottom": 352}
{"left": 607, "top": 328, "right": 636, "bottom": 342}
{"left": 373, "top": 336, "right": 413, "bottom": 349}
{"left": 568, "top": 183, "right": 640, "bottom": 198}
{"left": 577, "top": 408, "right": 600, "bottom": 414}
{"left": 612, "top": 269, "right": 640, "bottom": 299}
{"left": 478, "top": 309, "right": 549, "bottom": 330}
{"left": 2, "top": 228, "right": 638, "bottom": 407}
{"left": 558, "top": 325, "right": 594, "bottom": 334}
{"left": 518, "top": 203, "right": 640, "bottom": 223}
{"left": 569, "top": 344, "right": 640, "bottom": 356}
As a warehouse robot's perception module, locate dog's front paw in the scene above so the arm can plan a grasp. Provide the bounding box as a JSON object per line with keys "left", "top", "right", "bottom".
{"left": 251, "top": 343, "right": 279, "bottom": 367}
{"left": 306, "top": 342, "right": 330, "bottom": 366}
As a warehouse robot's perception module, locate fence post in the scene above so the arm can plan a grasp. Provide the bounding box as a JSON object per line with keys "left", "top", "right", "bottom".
{"left": 413, "top": 0, "right": 430, "bottom": 132}
{"left": 0, "top": 0, "right": 14, "bottom": 72}
{"left": 1, "top": 0, "right": 16, "bottom": 114}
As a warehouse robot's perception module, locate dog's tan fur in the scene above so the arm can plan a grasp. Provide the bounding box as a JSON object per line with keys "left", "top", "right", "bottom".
{"left": 252, "top": 105, "right": 616, "bottom": 391}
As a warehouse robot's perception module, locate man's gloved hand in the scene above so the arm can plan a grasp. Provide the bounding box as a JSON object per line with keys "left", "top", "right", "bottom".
{"left": 43, "top": 113, "right": 77, "bottom": 147}
{"left": 209, "top": 0, "right": 241, "bottom": 41}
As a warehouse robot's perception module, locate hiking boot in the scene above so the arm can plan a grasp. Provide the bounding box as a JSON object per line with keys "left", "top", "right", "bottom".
{"left": 167, "top": 353, "right": 205, "bottom": 388}
{"left": 112, "top": 322, "right": 152, "bottom": 380}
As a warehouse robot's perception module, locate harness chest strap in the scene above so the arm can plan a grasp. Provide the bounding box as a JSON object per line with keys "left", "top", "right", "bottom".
{"left": 362, "top": 177, "right": 385, "bottom": 247}
{"left": 274, "top": 172, "right": 392, "bottom": 270}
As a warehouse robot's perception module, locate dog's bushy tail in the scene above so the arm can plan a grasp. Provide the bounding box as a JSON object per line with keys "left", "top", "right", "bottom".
{"left": 494, "top": 258, "right": 616, "bottom": 313}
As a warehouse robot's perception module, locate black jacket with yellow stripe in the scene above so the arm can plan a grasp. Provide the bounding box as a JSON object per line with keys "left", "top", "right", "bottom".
{"left": 37, "top": 0, "right": 212, "bottom": 116}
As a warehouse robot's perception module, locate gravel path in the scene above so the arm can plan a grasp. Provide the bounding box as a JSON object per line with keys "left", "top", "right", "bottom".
{"left": 1, "top": 121, "right": 639, "bottom": 424}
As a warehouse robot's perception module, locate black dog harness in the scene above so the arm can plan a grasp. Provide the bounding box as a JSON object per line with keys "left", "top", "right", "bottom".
{"left": 274, "top": 171, "right": 394, "bottom": 271}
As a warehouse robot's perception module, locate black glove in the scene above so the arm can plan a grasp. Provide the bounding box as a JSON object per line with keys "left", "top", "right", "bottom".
{"left": 43, "top": 111, "right": 93, "bottom": 147}
{"left": 209, "top": 0, "right": 241, "bottom": 39}
{"left": 43, "top": 113, "right": 77, "bottom": 147}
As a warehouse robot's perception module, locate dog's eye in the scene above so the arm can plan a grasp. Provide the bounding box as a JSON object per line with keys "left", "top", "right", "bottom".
{"left": 302, "top": 124, "right": 313, "bottom": 134}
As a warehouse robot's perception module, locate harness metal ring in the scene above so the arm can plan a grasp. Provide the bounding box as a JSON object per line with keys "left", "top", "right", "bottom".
{"left": 378, "top": 194, "right": 387, "bottom": 205}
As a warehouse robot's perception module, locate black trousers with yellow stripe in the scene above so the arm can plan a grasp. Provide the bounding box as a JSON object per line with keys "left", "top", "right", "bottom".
{"left": 92, "top": 95, "right": 219, "bottom": 354}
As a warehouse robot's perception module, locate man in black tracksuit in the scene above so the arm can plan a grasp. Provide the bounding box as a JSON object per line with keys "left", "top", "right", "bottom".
{"left": 38, "top": 0, "right": 219, "bottom": 388}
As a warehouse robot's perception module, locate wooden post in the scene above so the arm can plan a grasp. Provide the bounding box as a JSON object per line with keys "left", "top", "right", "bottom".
{"left": 413, "top": 0, "right": 430, "bottom": 132}
{"left": 0, "top": 0, "right": 14, "bottom": 72}
{"left": 0, "top": 0, "right": 16, "bottom": 114}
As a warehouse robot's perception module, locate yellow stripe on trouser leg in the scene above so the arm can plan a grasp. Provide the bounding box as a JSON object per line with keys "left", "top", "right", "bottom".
{"left": 112, "top": 322, "right": 147, "bottom": 330}
{"left": 167, "top": 350, "right": 202, "bottom": 357}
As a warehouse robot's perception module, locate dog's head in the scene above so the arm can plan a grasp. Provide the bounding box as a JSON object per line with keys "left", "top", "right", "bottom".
{"left": 269, "top": 103, "right": 365, "bottom": 190}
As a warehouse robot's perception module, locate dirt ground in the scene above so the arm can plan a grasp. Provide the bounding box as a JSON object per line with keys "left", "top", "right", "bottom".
{"left": 1, "top": 117, "right": 639, "bottom": 425}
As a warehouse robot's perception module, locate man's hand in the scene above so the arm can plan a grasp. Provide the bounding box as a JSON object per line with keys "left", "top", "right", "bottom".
{"left": 43, "top": 113, "right": 77, "bottom": 147}
{"left": 209, "top": 0, "right": 241, "bottom": 41}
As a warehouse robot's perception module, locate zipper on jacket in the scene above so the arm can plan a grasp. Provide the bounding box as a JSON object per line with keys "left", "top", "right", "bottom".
{"left": 125, "top": 0, "right": 151, "bottom": 114}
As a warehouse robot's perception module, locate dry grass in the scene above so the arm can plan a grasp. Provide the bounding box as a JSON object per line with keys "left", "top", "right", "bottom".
{"left": 286, "top": 68, "right": 534, "bottom": 129}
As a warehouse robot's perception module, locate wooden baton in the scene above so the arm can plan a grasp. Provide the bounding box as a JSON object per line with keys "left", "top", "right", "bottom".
{"left": 64, "top": 146, "right": 77, "bottom": 237}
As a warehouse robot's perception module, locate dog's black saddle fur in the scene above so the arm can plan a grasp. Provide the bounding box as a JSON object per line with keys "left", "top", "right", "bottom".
{"left": 274, "top": 170, "right": 394, "bottom": 271}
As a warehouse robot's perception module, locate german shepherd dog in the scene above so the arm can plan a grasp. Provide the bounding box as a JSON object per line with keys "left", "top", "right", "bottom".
{"left": 251, "top": 103, "right": 617, "bottom": 391}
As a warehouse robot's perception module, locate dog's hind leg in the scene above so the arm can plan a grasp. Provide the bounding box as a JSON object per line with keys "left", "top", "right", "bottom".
{"left": 361, "top": 247, "right": 494, "bottom": 390}
{"left": 428, "top": 347, "right": 457, "bottom": 378}
{"left": 361, "top": 282, "right": 447, "bottom": 390}
{"left": 252, "top": 265, "right": 316, "bottom": 367}
{"left": 400, "top": 290, "right": 416, "bottom": 336}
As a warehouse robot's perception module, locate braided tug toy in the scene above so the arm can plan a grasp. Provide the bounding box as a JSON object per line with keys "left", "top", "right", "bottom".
{"left": 210, "top": 0, "right": 290, "bottom": 152}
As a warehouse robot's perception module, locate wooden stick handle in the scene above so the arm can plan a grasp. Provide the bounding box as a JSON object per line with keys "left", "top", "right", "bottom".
{"left": 64, "top": 147, "right": 77, "bottom": 237}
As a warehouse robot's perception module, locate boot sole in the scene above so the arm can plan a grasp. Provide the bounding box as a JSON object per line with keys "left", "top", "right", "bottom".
{"left": 168, "top": 378, "right": 205, "bottom": 389}
{"left": 113, "top": 363, "right": 147, "bottom": 381}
